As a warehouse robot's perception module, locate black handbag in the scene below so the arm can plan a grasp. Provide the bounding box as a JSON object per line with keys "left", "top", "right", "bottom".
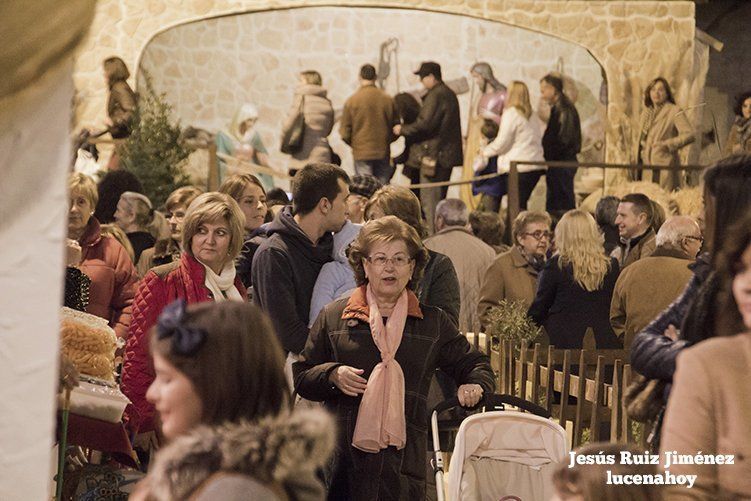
{"left": 280, "top": 96, "right": 305, "bottom": 154}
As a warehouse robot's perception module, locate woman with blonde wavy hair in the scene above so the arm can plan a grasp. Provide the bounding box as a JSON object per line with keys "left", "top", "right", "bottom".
{"left": 528, "top": 210, "right": 622, "bottom": 349}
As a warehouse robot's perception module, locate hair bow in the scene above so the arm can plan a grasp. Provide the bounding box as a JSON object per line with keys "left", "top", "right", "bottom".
{"left": 156, "top": 299, "right": 207, "bottom": 357}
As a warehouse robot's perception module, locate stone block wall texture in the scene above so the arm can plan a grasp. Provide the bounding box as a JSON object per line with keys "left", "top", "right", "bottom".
{"left": 137, "top": 6, "right": 606, "bottom": 177}
{"left": 73, "top": 0, "right": 696, "bottom": 179}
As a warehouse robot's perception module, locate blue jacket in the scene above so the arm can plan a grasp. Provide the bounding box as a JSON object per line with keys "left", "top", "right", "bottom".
{"left": 308, "top": 221, "right": 362, "bottom": 326}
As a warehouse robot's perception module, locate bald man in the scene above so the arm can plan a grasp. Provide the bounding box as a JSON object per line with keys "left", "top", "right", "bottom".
{"left": 610, "top": 216, "right": 701, "bottom": 351}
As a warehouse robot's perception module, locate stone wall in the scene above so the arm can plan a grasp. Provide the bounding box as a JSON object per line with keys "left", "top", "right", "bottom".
{"left": 73, "top": 0, "right": 697, "bottom": 180}
{"left": 138, "top": 6, "right": 606, "bottom": 177}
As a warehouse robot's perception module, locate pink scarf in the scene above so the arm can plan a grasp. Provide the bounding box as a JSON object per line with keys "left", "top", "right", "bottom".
{"left": 351, "top": 285, "right": 408, "bottom": 453}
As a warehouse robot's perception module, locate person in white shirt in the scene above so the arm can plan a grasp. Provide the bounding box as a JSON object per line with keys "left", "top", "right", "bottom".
{"left": 477, "top": 81, "right": 546, "bottom": 210}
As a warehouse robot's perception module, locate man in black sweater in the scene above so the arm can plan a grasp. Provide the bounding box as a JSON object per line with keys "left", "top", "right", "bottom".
{"left": 540, "top": 73, "right": 581, "bottom": 215}
{"left": 251, "top": 163, "right": 350, "bottom": 378}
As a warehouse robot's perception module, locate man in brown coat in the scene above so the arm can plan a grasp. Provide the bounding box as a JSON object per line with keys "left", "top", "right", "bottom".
{"left": 612, "top": 193, "right": 657, "bottom": 268}
{"left": 339, "top": 64, "right": 398, "bottom": 184}
{"left": 610, "top": 215, "right": 701, "bottom": 350}
{"left": 478, "top": 211, "right": 552, "bottom": 330}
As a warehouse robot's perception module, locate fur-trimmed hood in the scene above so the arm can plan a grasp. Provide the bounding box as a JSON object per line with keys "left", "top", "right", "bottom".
{"left": 145, "top": 409, "right": 335, "bottom": 501}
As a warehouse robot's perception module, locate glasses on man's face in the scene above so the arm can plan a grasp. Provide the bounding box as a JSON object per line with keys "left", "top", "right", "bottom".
{"left": 523, "top": 230, "right": 552, "bottom": 241}
{"left": 366, "top": 254, "right": 413, "bottom": 268}
{"left": 684, "top": 235, "right": 704, "bottom": 244}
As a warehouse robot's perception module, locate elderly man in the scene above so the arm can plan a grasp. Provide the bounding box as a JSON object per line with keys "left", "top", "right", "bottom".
{"left": 346, "top": 173, "right": 382, "bottom": 224}
{"left": 613, "top": 193, "right": 656, "bottom": 268}
{"left": 610, "top": 215, "right": 701, "bottom": 351}
{"left": 424, "top": 199, "right": 496, "bottom": 332}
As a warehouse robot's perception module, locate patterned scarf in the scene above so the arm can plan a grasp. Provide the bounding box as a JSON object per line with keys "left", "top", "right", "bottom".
{"left": 735, "top": 115, "right": 751, "bottom": 149}
{"left": 351, "top": 285, "right": 408, "bottom": 453}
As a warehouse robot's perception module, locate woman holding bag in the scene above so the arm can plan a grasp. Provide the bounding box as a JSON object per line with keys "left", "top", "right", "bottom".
{"left": 281, "top": 70, "right": 334, "bottom": 177}
{"left": 294, "top": 216, "right": 494, "bottom": 500}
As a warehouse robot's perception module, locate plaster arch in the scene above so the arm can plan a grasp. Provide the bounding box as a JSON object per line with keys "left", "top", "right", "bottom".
{"left": 74, "top": 0, "right": 696, "bottom": 166}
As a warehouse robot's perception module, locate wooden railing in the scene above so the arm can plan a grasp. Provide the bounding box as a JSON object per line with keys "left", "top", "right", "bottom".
{"left": 476, "top": 338, "right": 639, "bottom": 447}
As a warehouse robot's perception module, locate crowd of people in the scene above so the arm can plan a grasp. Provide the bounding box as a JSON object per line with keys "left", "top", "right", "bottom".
{"left": 58, "top": 55, "right": 751, "bottom": 500}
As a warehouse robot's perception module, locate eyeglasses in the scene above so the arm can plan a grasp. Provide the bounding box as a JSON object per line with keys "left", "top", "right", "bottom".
{"left": 684, "top": 235, "right": 704, "bottom": 244}
{"left": 523, "top": 230, "right": 552, "bottom": 241}
{"left": 366, "top": 254, "right": 413, "bottom": 268}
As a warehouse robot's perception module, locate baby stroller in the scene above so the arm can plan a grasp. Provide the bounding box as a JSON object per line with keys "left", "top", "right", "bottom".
{"left": 431, "top": 394, "right": 568, "bottom": 501}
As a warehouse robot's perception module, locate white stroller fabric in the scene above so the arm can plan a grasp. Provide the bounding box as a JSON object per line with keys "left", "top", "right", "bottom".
{"left": 446, "top": 410, "right": 568, "bottom": 500}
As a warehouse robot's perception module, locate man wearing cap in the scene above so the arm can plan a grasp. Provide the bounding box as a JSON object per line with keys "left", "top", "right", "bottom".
{"left": 393, "top": 61, "right": 463, "bottom": 233}
{"left": 340, "top": 64, "right": 399, "bottom": 185}
{"left": 346, "top": 173, "right": 383, "bottom": 224}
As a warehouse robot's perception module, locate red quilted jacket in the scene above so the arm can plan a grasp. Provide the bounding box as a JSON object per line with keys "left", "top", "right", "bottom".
{"left": 120, "top": 253, "right": 247, "bottom": 434}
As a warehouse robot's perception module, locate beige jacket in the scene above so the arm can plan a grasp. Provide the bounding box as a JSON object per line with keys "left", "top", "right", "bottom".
{"left": 339, "top": 84, "right": 398, "bottom": 160}
{"left": 635, "top": 102, "right": 695, "bottom": 190}
{"left": 424, "top": 227, "right": 496, "bottom": 333}
{"left": 661, "top": 334, "right": 751, "bottom": 500}
{"left": 609, "top": 249, "right": 693, "bottom": 350}
{"left": 282, "top": 83, "right": 334, "bottom": 169}
{"left": 477, "top": 246, "right": 540, "bottom": 330}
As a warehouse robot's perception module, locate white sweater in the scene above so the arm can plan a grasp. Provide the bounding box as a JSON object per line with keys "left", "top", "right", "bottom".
{"left": 482, "top": 107, "right": 545, "bottom": 174}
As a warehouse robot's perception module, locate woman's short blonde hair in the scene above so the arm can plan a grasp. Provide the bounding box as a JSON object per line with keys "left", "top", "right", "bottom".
{"left": 512, "top": 210, "right": 551, "bottom": 243}
{"left": 165, "top": 186, "right": 204, "bottom": 212}
{"left": 300, "top": 70, "right": 322, "bottom": 86}
{"left": 506, "top": 80, "right": 533, "bottom": 120}
{"left": 68, "top": 172, "right": 99, "bottom": 208}
{"left": 348, "top": 216, "right": 429, "bottom": 290}
{"left": 364, "top": 185, "right": 428, "bottom": 239}
{"left": 181, "top": 192, "right": 246, "bottom": 260}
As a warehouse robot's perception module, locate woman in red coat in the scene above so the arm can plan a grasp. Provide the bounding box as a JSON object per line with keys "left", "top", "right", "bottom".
{"left": 67, "top": 173, "right": 137, "bottom": 339}
{"left": 121, "top": 192, "right": 248, "bottom": 434}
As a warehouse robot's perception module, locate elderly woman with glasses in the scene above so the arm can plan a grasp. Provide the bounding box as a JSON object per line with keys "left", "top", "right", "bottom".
{"left": 478, "top": 210, "right": 552, "bottom": 331}
{"left": 294, "top": 216, "right": 494, "bottom": 501}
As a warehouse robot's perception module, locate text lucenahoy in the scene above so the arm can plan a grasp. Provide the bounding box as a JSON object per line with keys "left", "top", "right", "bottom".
{"left": 568, "top": 450, "right": 736, "bottom": 489}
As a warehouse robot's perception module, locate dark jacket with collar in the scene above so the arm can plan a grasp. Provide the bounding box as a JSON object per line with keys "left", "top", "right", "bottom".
{"left": 612, "top": 227, "right": 656, "bottom": 269}
{"left": 400, "top": 81, "right": 463, "bottom": 176}
{"left": 542, "top": 95, "right": 581, "bottom": 161}
{"left": 236, "top": 226, "right": 268, "bottom": 290}
{"left": 293, "top": 286, "right": 494, "bottom": 500}
{"left": 417, "top": 250, "right": 460, "bottom": 327}
{"left": 529, "top": 255, "right": 622, "bottom": 349}
{"left": 251, "top": 206, "right": 334, "bottom": 354}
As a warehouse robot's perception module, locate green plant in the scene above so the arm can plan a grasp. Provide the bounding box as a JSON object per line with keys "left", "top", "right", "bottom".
{"left": 485, "top": 299, "right": 542, "bottom": 349}
{"left": 119, "top": 72, "right": 191, "bottom": 208}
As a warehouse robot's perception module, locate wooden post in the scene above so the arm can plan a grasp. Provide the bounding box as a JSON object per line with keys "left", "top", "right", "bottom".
{"left": 207, "top": 142, "right": 219, "bottom": 191}
{"left": 573, "top": 350, "right": 587, "bottom": 446}
{"left": 610, "top": 360, "right": 623, "bottom": 443}
{"left": 508, "top": 161, "right": 520, "bottom": 235}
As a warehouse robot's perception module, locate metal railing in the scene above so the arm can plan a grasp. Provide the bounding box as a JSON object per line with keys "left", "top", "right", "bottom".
{"left": 507, "top": 160, "right": 707, "bottom": 226}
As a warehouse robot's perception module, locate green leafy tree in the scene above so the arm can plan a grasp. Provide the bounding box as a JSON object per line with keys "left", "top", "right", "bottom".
{"left": 485, "top": 299, "right": 542, "bottom": 350}
{"left": 119, "top": 73, "right": 191, "bottom": 208}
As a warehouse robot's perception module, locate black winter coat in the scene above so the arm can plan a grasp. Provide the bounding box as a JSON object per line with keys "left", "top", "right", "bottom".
{"left": 293, "top": 288, "right": 494, "bottom": 501}
{"left": 400, "top": 82, "right": 463, "bottom": 177}
{"left": 542, "top": 96, "right": 582, "bottom": 161}
{"left": 528, "top": 255, "right": 622, "bottom": 349}
{"left": 417, "top": 250, "right": 460, "bottom": 327}
{"left": 251, "top": 207, "right": 333, "bottom": 353}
